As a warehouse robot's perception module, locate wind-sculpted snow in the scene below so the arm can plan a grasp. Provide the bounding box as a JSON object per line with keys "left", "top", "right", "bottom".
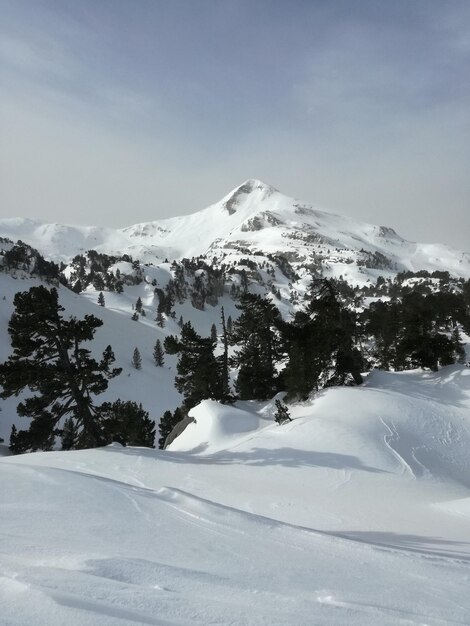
{"left": 2, "top": 365, "right": 470, "bottom": 624}
{"left": 173, "top": 400, "right": 261, "bottom": 453}
{"left": 1, "top": 458, "right": 470, "bottom": 625}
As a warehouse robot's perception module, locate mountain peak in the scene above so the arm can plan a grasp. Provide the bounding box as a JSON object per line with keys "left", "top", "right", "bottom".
{"left": 223, "top": 179, "right": 278, "bottom": 215}
{"left": 242, "top": 178, "right": 277, "bottom": 192}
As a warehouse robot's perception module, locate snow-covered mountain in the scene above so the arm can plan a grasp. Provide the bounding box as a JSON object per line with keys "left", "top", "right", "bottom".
{"left": 2, "top": 179, "right": 470, "bottom": 283}
{"left": 2, "top": 181, "right": 470, "bottom": 624}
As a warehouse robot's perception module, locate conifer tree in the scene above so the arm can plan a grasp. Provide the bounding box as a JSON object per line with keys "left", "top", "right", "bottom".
{"left": 363, "top": 300, "right": 400, "bottom": 370}
{"left": 231, "top": 294, "right": 282, "bottom": 400}
{"left": 99, "top": 400, "right": 155, "bottom": 447}
{"left": 93, "top": 274, "right": 105, "bottom": 291}
{"left": 135, "top": 297, "right": 143, "bottom": 313}
{"left": 155, "top": 309, "right": 165, "bottom": 328}
{"left": 210, "top": 323, "right": 218, "bottom": 343}
{"left": 98, "top": 291, "right": 105, "bottom": 307}
{"left": 451, "top": 327, "right": 465, "bottom": 363}
{"left": 0, "top": 286, "right": 121, "bottom": 451}
{"left": 393, "top": 292, "right": 464, "bottom": 371}
{"left": 219, "top": 307, "right": 232, "bottom": 403}
{"left": 164, "top": 322, "right": 220, "bottom": 410}
{"left": 282, "top": 279, "right": 362, "bottom": 399}
{"left": 240, "top": 269, "right": 248, "bottom": 293}
{"left": 153, "top": 339, "right": 165, "bottom": 366}
{"left": 9, "top": 425, "right": 19, "bottom": 453}
{"left": 131, "top": 311, "right": 139, "bottom": 321}
{"left": 132, "top": 347, "right": 142, "bottom": 370}
{"left": 61, "top": 417, "right": 78, "bottom": 450}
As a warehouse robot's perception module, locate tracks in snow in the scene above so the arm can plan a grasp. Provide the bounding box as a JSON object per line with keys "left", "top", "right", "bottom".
{"left": 380, "top": 417, "right": 430, "bottom": 479}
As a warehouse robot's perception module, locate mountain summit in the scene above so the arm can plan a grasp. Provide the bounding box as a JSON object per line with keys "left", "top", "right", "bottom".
{"left": 221, "top": 179, "right": 279, "bottom": 215}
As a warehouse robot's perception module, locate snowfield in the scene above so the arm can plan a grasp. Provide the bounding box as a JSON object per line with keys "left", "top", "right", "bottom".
{"left": 2, "top": 366, "right": 470, "bottom": 625}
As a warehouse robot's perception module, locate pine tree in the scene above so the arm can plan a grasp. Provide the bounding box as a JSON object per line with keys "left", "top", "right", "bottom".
{"left": 394, "top": 293, "right": 444, "bottom": 371}
{"left": 61, "top": 417, "right": 78, "bottom": 450}
{"left": 363, "top": 300, "right": 400, "bottom": 370}
{"left": 240, "top": 269, "right": 248, "bottom": 293}
{"left": 282, "top": 313, "right": 315, "bottom": 400}
{"left": 72, "top": 279, "right": 83, "bottom": 294}
{"left": 92, "top": 273, "right": 105, "bottom": 291}
{"left": 9, "top": 425, "right": 18, "bottom": 452}
{"left": 282, "top": 279, "right": 363, "bottom": 399}
{"left": 177, "top": 315, "right": 184, "bottom": 328}
{"left": 158, "top": 410, "right": 174, "bottom": 449}
{"left": 0, "top": 286, "right": 121, "bottom": 450}
{"left": 135, "top": 297, "right": 143, "bottom": 313}
{"left": 153, "top": 339, "right": 165, "bottom": 366}
{"left": 210, "top": 323, "right": 218, "bottom": 343}
{"left": 98, "top": 291, "right": 105, "bottom": 307}
{"left": 132, "top": 347, "right": 142, "bottom": 370}
{"left": 164, "top": 322, "right": 220, "bottom": 410}
{"left": 451, "top": 326, "right": 465, "bottom": 363}
{"left": 219, "top": 307, "right": 232, "bottom": 403}
{"left": 155, "top": 309, "right": 165, "bottom": 328}
{"left": 231, "top": 294, "right": 282, "bottom": 400}
{"left": 131, "top": 311, "right": 139, "bottom": 321}
{"left": 99, "top": 400, "right": 155, "bottom": 447}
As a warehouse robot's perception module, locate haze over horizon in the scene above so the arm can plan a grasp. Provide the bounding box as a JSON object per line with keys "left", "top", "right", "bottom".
{"left": 1, "top": 0, "right": 469, "bottom": 250}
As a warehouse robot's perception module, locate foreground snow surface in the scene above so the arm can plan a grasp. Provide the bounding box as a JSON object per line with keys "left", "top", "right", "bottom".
{"left": 2, "top": 367, "right": 470, "bottom": 625}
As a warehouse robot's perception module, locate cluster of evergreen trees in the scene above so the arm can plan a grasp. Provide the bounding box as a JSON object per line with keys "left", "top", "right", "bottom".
{"left": 0, "top": 240, "right": 62, "bottom": 282}
{"left": 2, "top": 270, "right": 469, "bottom": 453}
{"left": 0, "top": 286, "right": 155, "bottom": 453}
{"left": 156, "top": 277, "right": 470, "bottom": 447}
{"left": 67, "top": 251, "right": 143, "bottom": 294}
{"left": 155, "top": 283, "right": 363, "bottom": 446}
{"left": 363, "top": 291, "right": 468, "bottom": 370}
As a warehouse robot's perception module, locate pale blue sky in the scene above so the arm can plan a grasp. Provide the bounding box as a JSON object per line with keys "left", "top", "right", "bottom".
{"left": 1, "top": 0, "right": 469, "bottom": 249}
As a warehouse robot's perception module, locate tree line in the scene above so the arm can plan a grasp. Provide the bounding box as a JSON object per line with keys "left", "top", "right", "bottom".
{"left": 1, "top": 277, "right": 469, "bottom": 453}
{"left": 158, "top": 279, "right": 470, "bottom": 447}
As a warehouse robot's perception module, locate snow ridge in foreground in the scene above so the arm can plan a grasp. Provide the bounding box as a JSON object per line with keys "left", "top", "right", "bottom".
{"left": 2, "top": 366, "right": 470, "bottom": 624}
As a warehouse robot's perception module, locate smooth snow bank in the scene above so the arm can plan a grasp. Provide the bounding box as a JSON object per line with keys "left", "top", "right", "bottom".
{"left": 170, "top": 365, "right": 470, "bottom": 490}
{"left": 2, "top": 365, "right": 470, "bottom": 624}
{"left": 171, "top": 400, "right": 261, "bottom": 453}
{"left": 1, "top": 460, "right": 470, "bottom": 626}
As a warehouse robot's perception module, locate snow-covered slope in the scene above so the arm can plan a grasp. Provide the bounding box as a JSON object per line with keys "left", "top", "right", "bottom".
{"left": 2, "top": 179, "right": 470, "bottom": 282}
{"left": 2, "top": 365, "right": 470, "bottom": 624}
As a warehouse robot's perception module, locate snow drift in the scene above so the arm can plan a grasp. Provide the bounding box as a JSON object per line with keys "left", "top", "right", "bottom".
{"left": 2, "top": 365, "right": 470, "bottom": 624}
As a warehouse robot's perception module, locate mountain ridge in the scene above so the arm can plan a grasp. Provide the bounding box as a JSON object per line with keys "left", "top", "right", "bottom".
{"left": 1, "top": 179, "right": 469, "bottom": 283}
